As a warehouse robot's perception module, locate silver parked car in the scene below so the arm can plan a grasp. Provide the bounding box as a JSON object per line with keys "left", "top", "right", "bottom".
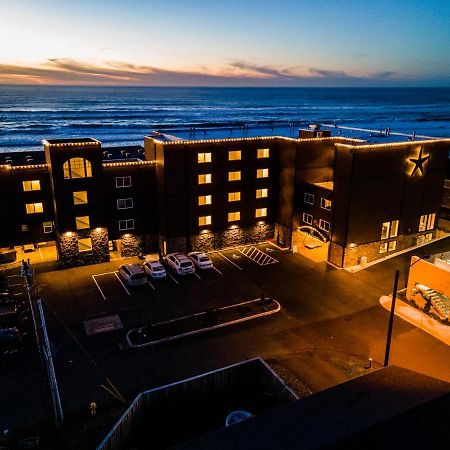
{"left": 165, "top": 253, "right": 195, "bottom": 275}
{"left": 143, "top": 260, "right": 167, "bottom": 279}
{"left": 188, "top": 252, "right": 213, "bottom": 270}
{"left": 118, "top": 264, "right": 147, "bottom": 286}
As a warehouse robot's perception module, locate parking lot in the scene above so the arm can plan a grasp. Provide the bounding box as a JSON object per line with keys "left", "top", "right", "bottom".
{"left": 2, "top": 237, "right": 450, "bottom": 441}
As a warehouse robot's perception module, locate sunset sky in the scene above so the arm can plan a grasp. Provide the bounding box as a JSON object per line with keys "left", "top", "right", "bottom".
{"left": 0, "top": 0, "right": 449, "bottom": 86}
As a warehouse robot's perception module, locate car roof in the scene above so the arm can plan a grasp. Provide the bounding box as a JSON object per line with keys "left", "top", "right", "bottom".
{"left": 121, "top": 264, "right": 144, "bottom": 273}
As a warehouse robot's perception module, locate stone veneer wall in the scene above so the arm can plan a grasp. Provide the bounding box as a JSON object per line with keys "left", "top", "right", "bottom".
{"left": 121, "top": 234, "right": 143, "bottom": 257}
{"left": 274, "top": 224, "right": 292, "bottom": 248}
{"left": 336, "top": 231, "right": 437, "bottom": 268}
{"left": 57, "top": 228, "right": 109, "bottom": 268}
{"left": 190, "top": 223, "right": 275, "bottom": 252}
{"left": 159, "top": 235, "right": 187, "bottom": 256}
{"left": 328, "top": 242, "right": 344, "bottom": 267}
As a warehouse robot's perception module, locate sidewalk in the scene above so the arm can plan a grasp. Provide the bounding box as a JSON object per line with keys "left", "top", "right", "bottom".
{"left": 379, "top": 295, "right": 450, "bottom": 346}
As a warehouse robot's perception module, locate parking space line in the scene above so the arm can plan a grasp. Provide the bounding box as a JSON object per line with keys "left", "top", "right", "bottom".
{"left": 6, "top": 274, "right": 19, "bottom": 278}
{"left": 212, "top": 266, "right": 223, "bottom": 275}
{"left": 114, "top": 271, "right": 131, "bottom": 296}
{"left": 13, "top": 292, "right": 23, "bottom": 296}
{"left": 10, "top": 283, "right": 23, "bottom": 287}
{"left": 92, "top": 275, "right": 107, "bottom": 301}
{"left": 218, "top": 252, "right": 243, "bottom": 270}
{"left": 147, "top": 280, "right": 156, "bottom": 290}
{"left": 193, "top": 272, "right": 202, "bottom": 280}
{"left": 238, "top": 246, "right": 278, "bottom": 266}
{"left": 167, "top": 272, "right": 180, "bottom": 285}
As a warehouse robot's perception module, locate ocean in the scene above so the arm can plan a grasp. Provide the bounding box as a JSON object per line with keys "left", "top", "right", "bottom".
{"left": 0, "top": 86, "right": 449, "bottom": 152}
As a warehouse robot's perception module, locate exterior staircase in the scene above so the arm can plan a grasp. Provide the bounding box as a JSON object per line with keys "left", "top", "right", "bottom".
{"left": 415, "top": 284, "right": 450, "bottom": 320}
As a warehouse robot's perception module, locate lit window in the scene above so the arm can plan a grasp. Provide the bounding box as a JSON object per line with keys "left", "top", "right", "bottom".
{"left": 228, "top": 171, "right": 241, "bottom": 181}
{"left": 115, "top": 176, "right": 132, "bottom": 188}
{"left": 319, "top": 219, "right": 331, "bottom": 232}
{"left": 388, "top": 241, "right": 397, "bottom": 252}
{"left": 198, "top": 153, "right": 212, "bottom": 163}
{"left": 379, "top": 243, "right": 388, "bottom": 254}
{"left": 419, "top": 215, "right": 427, "bottom": 232}
{"left": 381, "top": 222, "right": 390, "bottom": 240}
{"left": 257, "top": 148, "right": 270, "bottom": 158}
{"left": 198, "top": 216, "right": 212, "bottom": 226}
{"left": 75, "top": 216, "right": 90, "bottom": 230}
{"left": 321, "top": 198, "right": 332, "bottom": 210}
{"left": 228, "top": 211, "right": 240, "bottom": 222}
{"left": 390, "top": 220, "right": 399, "bottom": 238}
{"left": 63, "top": 158, "right": 92, "bottom": 179}
{"left": 427, "top": 213, "right": 436, "bottom": 230}
{"left": 425, "top": 233, "right": 433, "bottom": 242}
{"left": 198, "top": 195, "right": 212, "bottom": 206}
{"left": 78, "top": 238, "right": 92, "bottom": 252}
{"left": 43, "top": 221, "right": 53, "bottom": 234}
{"left": 73, "top": 191, "right": 88, "bottom": 205}
{"left": 257, "top": 168, "right": 269, "bottom": 178}
{"left": 117, "top": 198, "right": 133, "bottom": 209}
{"left": 304, "top": 193, "right": 314, "bottom": 205}
{"left": 303, "top": 213, "right": 313, "bottom": 225}
{"left": 228, "top": 150, "right": 241, "bottom": 161}
{"left": 25, "top": 203, "right": 43, "bottom": 214}
{"left": 22, "top": 180, "right": 40, "bottom": 191}
{"left": 228, "top": 192, "right": 241, "bottom": 202}
{"left": 256, "top": 208, "right": 267, "bottom": 218}
{"left": 198, "top": 174, "right": 212, "bottom": 184}
{"left": 21, "top": 224, "right": 28, "bottom": 232}
{"left": 118, "top": 219, "right": 134, "bottom": 231}
{"left": 256, "top": 188, "right": 268, "bottom": 198}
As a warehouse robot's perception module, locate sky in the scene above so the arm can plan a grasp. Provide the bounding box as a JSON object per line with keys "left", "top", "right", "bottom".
{"left": 0, "top": 0, "right": 449, "bottom": 87}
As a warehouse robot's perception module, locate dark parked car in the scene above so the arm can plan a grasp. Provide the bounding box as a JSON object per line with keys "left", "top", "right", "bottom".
{"left": 0, "top": 327, "right": 21, "bottom": 353}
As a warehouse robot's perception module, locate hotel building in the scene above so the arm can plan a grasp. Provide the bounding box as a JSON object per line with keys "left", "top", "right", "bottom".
{"left": 0, "top": 127, "right": 448, "bottom": 269}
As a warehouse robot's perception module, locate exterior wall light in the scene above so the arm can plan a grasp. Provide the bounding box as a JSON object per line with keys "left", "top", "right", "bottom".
{"left": 65, "top": 231, "right": 73, "bottom": 237}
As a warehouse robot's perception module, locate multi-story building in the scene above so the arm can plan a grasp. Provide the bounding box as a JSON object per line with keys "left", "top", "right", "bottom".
{"left": 0, "top": 128, "right": 448, "bottom": 269}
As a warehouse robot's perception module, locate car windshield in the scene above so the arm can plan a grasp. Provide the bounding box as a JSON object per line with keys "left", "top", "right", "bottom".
{"left": 180, "top": 262, "right": 192, "bottom": 268}
{"left": 153, "top": 265, "right": 164, "bottom": 271}
{"left": 131, "top": 273, "right": 146, "bottom": 280}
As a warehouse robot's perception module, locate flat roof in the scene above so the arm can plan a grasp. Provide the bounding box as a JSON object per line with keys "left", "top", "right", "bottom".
{"left": 43, "top": 137, "right": 100, "bottom": 145}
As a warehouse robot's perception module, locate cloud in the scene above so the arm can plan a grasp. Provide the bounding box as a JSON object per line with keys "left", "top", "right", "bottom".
{"left": 0, "top": 58, "right": 406, "bottom": 86}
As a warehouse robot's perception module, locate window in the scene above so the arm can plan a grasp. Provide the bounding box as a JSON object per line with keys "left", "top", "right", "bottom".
{"left": 228, "top": 171, "right": 241, "bottom": 181}
{"left": 198, "top": 153, "right": 212, "bottom": 163}
{"left": 425, "top": 233, "right": 433, "bottom": 242}
{"left": 427, "top": 213, "right": 436, "bottom": 230}
{"left": 379, "top": 243, "right": 388, "bottom": 254}
{"left": 257, "top": 148, "right": 270, "bottom": 158}
{"left": 228, "top": 192, "right": 241, "bottom": 202}
{"left": 228, "top": 211, "right": 240, "bottom": 222}
{"left": 21, "top": 224, "right": 28, "bottom": 232}
{"left": 303, "top": 213, "right": 313, "bottom": 225}
{"left": 321, "top": 198, "right": 332, "bottom": 210}
{"left": 304, "top": 193, "right": 314, "bottom": 205}
{"left": 419, "top": 215, "right": 427, "bottom": 232}
{"left": 228, "top": 150, "right": 241, "bottom": 161}
{"left": 43, "top": 221, "right": 53, "bottom": 234}
{"left": 63, "top": 158, "right": 92, "bottom": 179}
{"left": 256, "top": 188, "right": 268, "bottom": 198}
{"left": 257, "top": 168, "right": 269, "bottom": 178}
{"left": 198, "top": 216, "right": 212, "bottom": 226}
{"left": 388, "top": 241, "right": 397, "bottom": 251}
{"left": 22, "top": 180, "right": 40, "bottom": 191}
{"left": 115, "top": 176, "right": 132, "bottom": 188}
{"left": 198, "top": 195, "right": 212, "bottom": 206}
{"left": 75, "top": 216, "right": 90, "bottom": 230}
{"left": 73, "top": 191, "right": 88, "bottom": 205}
{"left": 119, "top": 219, "right": 134, "bottom": 231}
{"left": 381, "top": 220, "right": 399, "bottom": 239}
{"left": 25, "top": 203, "right": 43, "bottom": 214}
{"left": 78, "top": 238, "right": 92, "bottom": 252}
{"left": 198, "top": 174, "right": 212, "bottom": 184}
{"left": 256, "top": 208, "right": 267, "bottom": 218}
{"left": 117, "top": 198, "right": 133, "bottom": 209}
{"left": 390, "top": 220, "right": 399, "bottom": 238}
{"left": 319, "top": 219, "right": 331, "bottom": 232}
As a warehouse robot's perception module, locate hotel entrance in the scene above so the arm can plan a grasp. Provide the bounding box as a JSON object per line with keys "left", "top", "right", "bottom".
{"left": 109, "top": 239, "right": 123, "bottom": 259}
{"left": 291, "top": 227, "right": 330, "bottom": 263}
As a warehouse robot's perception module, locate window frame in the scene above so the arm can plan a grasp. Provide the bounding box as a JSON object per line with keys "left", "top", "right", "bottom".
{"left": 198, "top": 215, "right": 212, "bottom": 226}
{"left": 63, "top": 158, "right": 92, "bottom": 179}
{"left": 256, "top": 168, "right": 269, "bottom": 179}
{"left": 257, "top": 148, "right": 270, "bottom": 159}
{"left": 73, "top": 191, "right": 88, "bottom": 205}
{"left": 43, "top": 221, "right": 53, "bottom": 234}
{"left": 320, "top": 198, "right": 332, "bottom": 210}
{"left": 78, "top": 237, "right": 93, "bottom": 253}
{"left": 228, "top": 192, "right": 241, "bottom": 202}
{"left": 255, "top": 207, "right": 267, "bottom": 218}
{"left": 117, "top": 198, "right": 134, "bottom": 210}
{"left": 115, "top": 176, "right": 132, "bottom": 188}
{"left": 228, "top": 171, "right": 241, "bottom": 182}
{"left": 228, "top": 150, "right": 241, "bottom": 161}
{"left": 228, "top": 211, "right": 240, "bottom": 222}
{"left": 22, "top": 180, "right": 41, "bottom": 192}
{"left": 256, "top": 188, "right": 268, "bottom": 198}
{"left": 118, "top": 218, "right": 135, "bottom": 231}
{"left": 304, "top": 193, "right": 314, "bottom": 205}
{"left": 198, "top": 173, "right": 212, "bottom": 185}
{"left": 198, "top": 195, "right": 212, "bottom": 206}
{"left": 75, "top": 216, "right": 90, "bottom": 230}
{"left": 25, "top": 202, "right": 44, "bottom": 214}
{"left": 197, "top": 152, "right": 212, "bottom": 163}
{"left": 319, "top": 219, "right": 331, "bottom": 232}
{"left": 302, "top": 213, "right": 313, "bottom": 225}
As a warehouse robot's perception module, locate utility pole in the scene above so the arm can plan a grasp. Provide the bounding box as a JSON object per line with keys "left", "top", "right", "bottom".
{"left": 384, "top": 269, "right": 400, "bottom": 367}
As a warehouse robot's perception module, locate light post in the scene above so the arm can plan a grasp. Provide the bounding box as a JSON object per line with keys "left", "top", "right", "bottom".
{"left": 383, "top": 254, "right": 429, "bottom": 367}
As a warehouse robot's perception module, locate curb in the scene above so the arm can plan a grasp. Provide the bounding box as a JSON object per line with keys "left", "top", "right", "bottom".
{"left": 126, "top": 298, "right": 281, "bottom": 348}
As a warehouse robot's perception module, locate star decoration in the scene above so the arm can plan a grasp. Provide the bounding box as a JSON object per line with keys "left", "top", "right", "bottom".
{"left": 409, "top": 147, "right": 430, "bottom": 176}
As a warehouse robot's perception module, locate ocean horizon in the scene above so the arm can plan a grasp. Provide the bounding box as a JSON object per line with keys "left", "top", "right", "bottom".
{"left": 1, "top": 86, "right": 449, "bottom": 152}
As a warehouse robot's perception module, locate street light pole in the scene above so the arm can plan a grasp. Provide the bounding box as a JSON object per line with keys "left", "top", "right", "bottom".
{"left": 384, "top": 269, "right": 400, "bottom": 367}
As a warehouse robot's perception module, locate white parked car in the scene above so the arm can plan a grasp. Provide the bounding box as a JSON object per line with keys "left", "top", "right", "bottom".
{"left": 188, "top": 252, "right": 213, "bottom": 270}
{"left": 165, "top": 253, "right": 195, "bottom": 275}
{"left": 143, "top": 260, "right": 166, "bottom": 279}
{"left": 118, "top": 264, "right": 147, "bottom": 286}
